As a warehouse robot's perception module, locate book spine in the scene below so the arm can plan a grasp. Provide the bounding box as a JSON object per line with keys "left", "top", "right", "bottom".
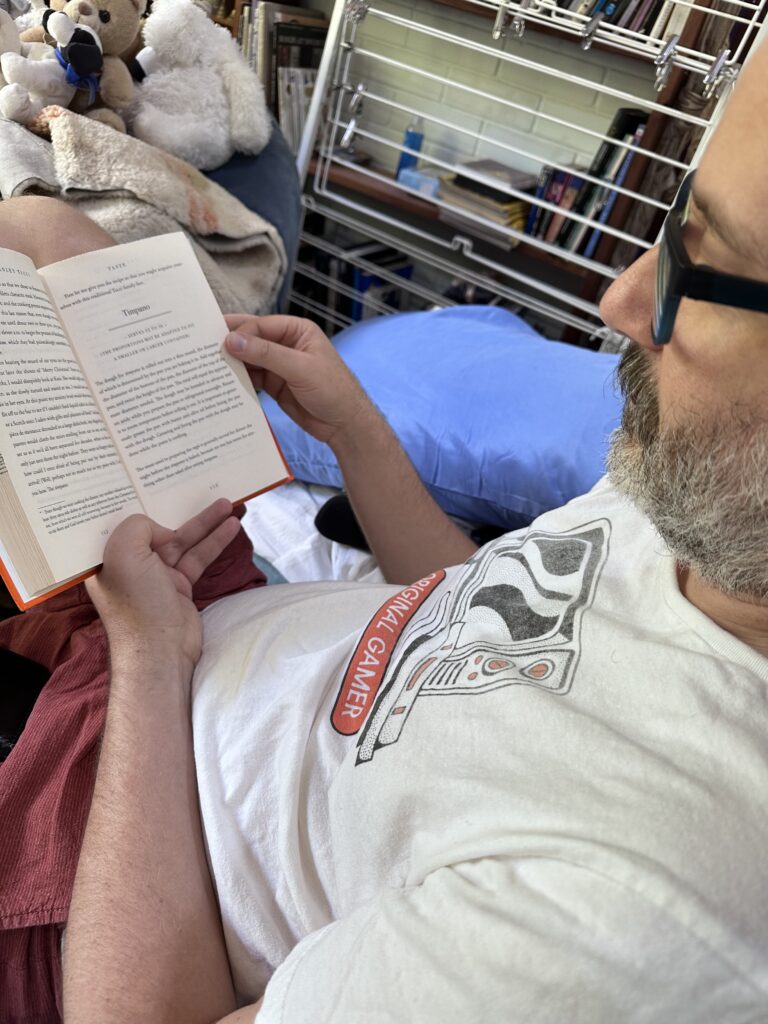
{"left": 628, "top": 0, "right": 655, "bottom": 34}
{"left": 525, "top": 165, "right": 553, "bottom": 236}
{"left": 544, "top": 175, "right": 584, "bottom": 245}
{"left": 660, "top": 0, "right": 690, "bottom": 38}
{"left": 648, "top": 0, "right": 672, "bottom": 36}
{"left": 617, "top": 0, "right": 643, "bottom": 28}
{"left": 582, "top": 125, "right": 645, "bottom": 260}
{"left": 535, "top": 168, "right": 568, "bottom": 239}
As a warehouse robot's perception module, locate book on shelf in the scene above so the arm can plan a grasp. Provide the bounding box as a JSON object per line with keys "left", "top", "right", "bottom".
{"left": 271, "top": 17, "right": 327, "bottom": 118}
{"left": 525, "top": 164, "right": 553, "bottom": 236}
{"left": 582, "top": 122, "right": 646, "bottom": 260}
{"left": 649, "top": 0, "right": 690, "bottom": 39}
{"left": 564, "top": 132, "right": 637, "bottom": 254}
{"left": 452, "top": 159, "right": 537, "bottom": 197}
{"left": 240, "top": 3, "right": 326, "bottom": 107}
{"left": 616, "top": 0, "right": 643, "bottom": 28}
{"left": 535, "top": 168, "right": 570, "bottom": 240}
{"left": 277, "top": 66, "right": 318, "bottom": 154}
{"left": 542, "top": 172, "right": 586, "bottom": 244}
{"left": 237, "top": 2, "right": 251, "bottom": 55}
{"left": 0, "top": 233, "right": 291, "bottom": 610}
{"left": 439, "top": 159, "right": 534, "bottom": 233}
{"left": 627, "top": 0, "right": 657, "bottom": 33}
{"left": 557, "top": 106, "right": 647, "bottom": 251}
{"left": 438, "top": 178, "right": 530, "bottom": 228}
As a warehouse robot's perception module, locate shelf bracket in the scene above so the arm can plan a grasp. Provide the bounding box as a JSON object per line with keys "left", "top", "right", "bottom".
{"left": 339, "top": 116, "right": 358, "bottom": 149}
{"left": 348, "top": 82, "right": 366, "bottom": 114}
{"left": 580, "top": 11, "right": 603, "bottom": 51}
{"left": 653, "top": 35, "right": 679, "bottom": 92}
{"left": 511, "top": 0, "right": 533, "bottom": 39}
{"left": 701, "top": 47, "right": 732, "bottom": 99}
{"left": 345, "top": 0, "right": 370, "bottom": 23}
{"left": 492, "top": 1, "right": 513, "bottom": 39}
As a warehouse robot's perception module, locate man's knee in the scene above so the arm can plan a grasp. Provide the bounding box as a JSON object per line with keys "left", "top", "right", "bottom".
{"left": 0, "top": 196, "right": 114, "bottom": 266}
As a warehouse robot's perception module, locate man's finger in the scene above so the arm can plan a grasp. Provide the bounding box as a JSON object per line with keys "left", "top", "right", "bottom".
{"left": 225, "top": 329, "right": 303, "bottom": 381}
{"left": 173, "top": 515, "right": 242, "bottom": 586}
{"left": 225, "top": 314, "right": 311, "bottom": 350}
{"left": 156, "top": 499, "right": 234, "bottom": 568}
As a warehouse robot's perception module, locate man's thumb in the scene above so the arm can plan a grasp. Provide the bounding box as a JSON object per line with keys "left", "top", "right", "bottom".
{"left": 225, "top": 331, "right": 295, "bottom": 378}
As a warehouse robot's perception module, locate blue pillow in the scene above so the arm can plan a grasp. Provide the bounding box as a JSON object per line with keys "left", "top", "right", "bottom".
{"left": 261, "top": 306, "right": 623, "bottom": 528}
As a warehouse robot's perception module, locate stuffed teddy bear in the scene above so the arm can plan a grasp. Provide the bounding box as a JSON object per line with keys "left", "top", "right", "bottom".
{"left": 0, "top": 7, "right": 80, "bottom": 120}
{"left": 16, "top": 0, "right": 143, "bottom": 129}
{"left": 129, "top": 0, "right": 271, "bottom": 170}
{"left": 56, "top": 0, "right": 144, "bottom": 130}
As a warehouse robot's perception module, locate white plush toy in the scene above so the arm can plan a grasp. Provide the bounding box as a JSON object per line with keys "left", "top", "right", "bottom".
{"left": 128, "top": 0, "right": 272, "bottom": 170}
{"left": 0, "top": 7, "right": 79, "bottom": 120}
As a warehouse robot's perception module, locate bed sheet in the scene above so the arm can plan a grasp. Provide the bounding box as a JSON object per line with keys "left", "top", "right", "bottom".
{"left": 242, "top": 482, "right": 385, "bottom": 585}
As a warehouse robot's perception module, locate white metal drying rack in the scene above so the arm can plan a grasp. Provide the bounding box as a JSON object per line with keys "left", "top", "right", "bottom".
{"left": 291, "top": 0, "right": 766, "bottom": 343}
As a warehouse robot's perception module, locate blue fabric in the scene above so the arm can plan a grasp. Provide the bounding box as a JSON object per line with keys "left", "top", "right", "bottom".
{"left": 261, "top": 306, "right": 624, "bottom": 529}
{"left": 204, "top": 117, "right": 301, "bottom": 312}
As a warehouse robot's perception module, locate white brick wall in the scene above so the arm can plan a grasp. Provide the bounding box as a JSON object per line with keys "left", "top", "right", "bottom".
{"left": 314, "top": 0, "right": 658, "bottom": 178}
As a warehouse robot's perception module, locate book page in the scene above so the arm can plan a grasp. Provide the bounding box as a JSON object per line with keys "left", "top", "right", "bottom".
{"left": 0, "top": 451, "right": 54, "bottom": 600}
{"left": 0, "top": 248, "right": 141, "bottom": 586}
{"left": 41, "top": 233, "right": 289, "bottom": 529}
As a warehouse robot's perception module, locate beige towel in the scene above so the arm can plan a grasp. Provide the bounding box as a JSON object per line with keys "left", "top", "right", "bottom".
{"left": 1, "top": 108, "right": 287, "bottom": 313}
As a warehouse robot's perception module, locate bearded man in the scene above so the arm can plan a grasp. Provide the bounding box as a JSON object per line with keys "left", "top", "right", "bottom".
{"left": 1, "top": 29, "right": 766, "bottom": 1024}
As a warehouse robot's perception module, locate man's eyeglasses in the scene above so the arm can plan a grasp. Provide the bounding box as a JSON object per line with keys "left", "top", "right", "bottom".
{"left": 652, "top": 170, "right": 768, "bottom": 345}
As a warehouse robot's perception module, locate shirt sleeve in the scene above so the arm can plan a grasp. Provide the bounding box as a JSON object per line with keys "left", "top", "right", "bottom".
{"left": 255, "top": 857, "right": 762, "bottom": 1024}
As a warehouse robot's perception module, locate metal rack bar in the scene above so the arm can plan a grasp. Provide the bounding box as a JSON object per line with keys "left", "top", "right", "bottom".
{"left": 342, "top": 64, "right": 690, "bottom": 172}
{"left": 409, "top": 0, "right": 768, "bottom": 75}
{"left": 327, "top": 103, "right": 670, "bottom": 211}
{"left": 301, "top": 230, "right": 458, "bottom": 308}
{"left": 304, "top": 194, "right": 607, "bottom": 332}
{"left": 361, "top": 6, "right": 719, "bottom": 110}
{"left": 288, "top": 290, "right": 356, "bottom": 331}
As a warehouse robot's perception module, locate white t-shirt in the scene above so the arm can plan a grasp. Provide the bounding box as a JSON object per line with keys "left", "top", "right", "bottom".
{"left": 192, "top": 478, "right": 768, "bottom": 1022}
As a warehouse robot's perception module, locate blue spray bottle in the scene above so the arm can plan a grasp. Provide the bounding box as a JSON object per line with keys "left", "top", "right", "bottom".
{"left": 396, "top": 116, "right": 425, "bottom": 179}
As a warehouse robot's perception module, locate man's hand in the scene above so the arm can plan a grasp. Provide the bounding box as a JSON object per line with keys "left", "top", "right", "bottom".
{"left": 225, "top": 314, "right": 374, "bottom": 448}
{"left": 85, "top": 498, "right": 240, "bottom": 671}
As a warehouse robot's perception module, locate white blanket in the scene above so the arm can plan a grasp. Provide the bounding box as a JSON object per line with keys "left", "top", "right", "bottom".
{"left": 243, "top": 482, "right": 384, "bottom": 585}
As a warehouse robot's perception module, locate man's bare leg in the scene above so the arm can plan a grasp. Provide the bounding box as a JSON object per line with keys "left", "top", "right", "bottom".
{"left": 0, "top": 196, "right": 114, "bottom": 266}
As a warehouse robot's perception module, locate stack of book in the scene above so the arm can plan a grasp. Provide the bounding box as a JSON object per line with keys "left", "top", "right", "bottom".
{"left": 237, "top": 2, "right": 328, "bottom": 124}
{"left": 437, "top": 160, "right": 536, "bottom": 250}
{"left": 565, "top": 0, "right": 690, "bottom": 38}
{"left": 525, "top": 107, "right": 647, "bottom": 260}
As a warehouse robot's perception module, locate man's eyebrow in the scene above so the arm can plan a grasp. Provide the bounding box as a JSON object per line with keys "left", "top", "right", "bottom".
{"left": 689, "top": 184, "right": 767, "bottom": 268}
{"left": 689, "top": 186, "right": 742, "bottom": 255}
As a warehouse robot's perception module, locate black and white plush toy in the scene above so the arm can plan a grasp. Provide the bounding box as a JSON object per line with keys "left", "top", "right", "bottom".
{"left": 45, "top": 8, "right": 102, "bottom": 98}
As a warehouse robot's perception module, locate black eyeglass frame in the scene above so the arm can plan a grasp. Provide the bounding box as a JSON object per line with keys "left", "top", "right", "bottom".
{"left": 652, "top": 170, "right": 768, "bottom": 345}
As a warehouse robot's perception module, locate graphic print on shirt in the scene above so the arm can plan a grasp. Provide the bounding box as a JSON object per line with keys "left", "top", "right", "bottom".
{"left": 354, "top": 519, "right": 610, "bottom": 764}
{"left": 331, "top": 570, "right": 447, "bottom": 736}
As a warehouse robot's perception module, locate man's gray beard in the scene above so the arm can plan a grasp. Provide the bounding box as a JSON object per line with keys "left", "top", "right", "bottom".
{"left": 607, "top": 344, "right": 768, "bottom": 600}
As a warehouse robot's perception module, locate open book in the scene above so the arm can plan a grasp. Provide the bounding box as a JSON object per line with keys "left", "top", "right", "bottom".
{"left": 0, "top": 232, "right": 292, "bottom": 610}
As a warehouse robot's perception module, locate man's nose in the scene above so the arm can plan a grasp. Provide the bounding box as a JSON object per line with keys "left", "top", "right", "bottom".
{"left": 599, "top": 245, "right": 659, "bottom": 351}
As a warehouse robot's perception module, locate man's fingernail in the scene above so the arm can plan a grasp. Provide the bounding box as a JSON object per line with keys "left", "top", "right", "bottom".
{"left": 227, "top": 332, "right": 247, "bottom": 352}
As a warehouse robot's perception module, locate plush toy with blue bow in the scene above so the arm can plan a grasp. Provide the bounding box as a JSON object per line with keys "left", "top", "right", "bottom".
{"left": 45, "top": 8, "right": 102, "bottom": 103}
